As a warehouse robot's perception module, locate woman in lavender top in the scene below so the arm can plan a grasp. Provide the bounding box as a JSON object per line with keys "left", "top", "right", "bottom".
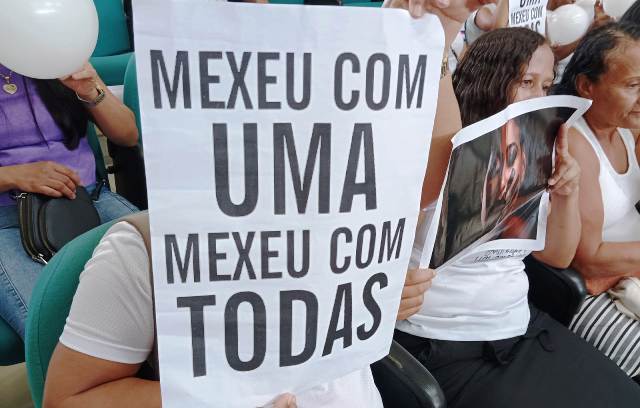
{"left": 0, "top": 61, "right": 139, "bottom": 338}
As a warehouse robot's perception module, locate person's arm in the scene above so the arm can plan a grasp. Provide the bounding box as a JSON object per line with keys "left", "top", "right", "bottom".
{"left": 43, "top": 345, "right": 160, "bottom": 408}
{"left": 420, "top": 15, "right": 467, "bottom": 207}
{"left": 475, "top": 4, "right": 497, "bottom": 31}
{"left": 421, "top": 73, "right": 461, "bottom": 206}
{"left": 60, "top": 63, "right": 139, "bottom": 147}
{"left": 0, "top": 161, "right": 81, "bottom": 198}
{"left": 532, "top": 125, "right": 581, "bottom": 268}
{"left": 567, "top": 128, "right": 640, "bottom": 289}
{"left": 43, "top": 223, "right": 158, "bottom": 408}
{"left": 44, "top": 345, "right": 297, "bottom": 408}
{"left": 533, "top": 192, "right": 580, "bottom": 267}
{"left": 495, "top": 0, "right": 509, "bottom": 28}
{"left": 386, "top": 0, "right": 468, "bottom": 206}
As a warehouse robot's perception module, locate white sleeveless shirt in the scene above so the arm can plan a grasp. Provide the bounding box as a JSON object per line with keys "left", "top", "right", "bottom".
{"left": 572, "top": 117, "right": 640, "bottom": 242}
{"left": 396, "top": 204, "right": 532, "bottom": 341}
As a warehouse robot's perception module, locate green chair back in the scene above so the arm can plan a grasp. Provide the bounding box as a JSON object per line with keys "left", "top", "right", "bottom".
{"left": 91, "top": 51, "right": 134, "bottom": 87}
{"left": 25, "top": 222, "right": 116, "bottom": 408}
{"left": 90, "top": 0, "right": 133, "bottom": 86}
{"left": 92, "top": 0, "right": 132, "bottom": 57}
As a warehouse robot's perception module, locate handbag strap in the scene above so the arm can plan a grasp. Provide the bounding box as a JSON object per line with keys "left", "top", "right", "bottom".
{"left": 119, "top": 211, "right": 160, "bottom": 381}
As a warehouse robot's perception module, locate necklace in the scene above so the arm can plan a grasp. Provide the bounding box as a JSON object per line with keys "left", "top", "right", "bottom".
{"left": 0, "top": 69, "right": 17, "bottom": 95}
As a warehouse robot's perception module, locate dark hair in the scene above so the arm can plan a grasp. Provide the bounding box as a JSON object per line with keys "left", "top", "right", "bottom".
{"left": 622, "top": 0, "right": 640, "bottom": 24}
{"left": 553, "top": 22, "right": 640, "bottom": 96}
{"left": 453, "top": 27, "right": 547, "bottom": 127}
{"left": 34, "top": 79, "right": 89, "bottom": 150}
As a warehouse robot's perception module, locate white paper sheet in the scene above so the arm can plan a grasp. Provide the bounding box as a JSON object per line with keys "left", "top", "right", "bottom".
{"left": 132, "top": 1, "right": 444, "bottom": 406}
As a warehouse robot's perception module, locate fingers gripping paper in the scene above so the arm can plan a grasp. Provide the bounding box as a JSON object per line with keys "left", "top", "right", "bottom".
{"left": 132, "top": 1, "right": 444, "bottom": 406}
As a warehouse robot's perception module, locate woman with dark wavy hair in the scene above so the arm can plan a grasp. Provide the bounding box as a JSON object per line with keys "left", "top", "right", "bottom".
{"left": 553, "top": 21, "right": 640, "bottom": 380}
{"left": 0, "top": 61, "right": 139, "bottom": 339}
{"left": 395, "top": 24, "right": 640, "bottom": 407}
{"left": 453, "top": 27, "right": 552, "bottom": 126}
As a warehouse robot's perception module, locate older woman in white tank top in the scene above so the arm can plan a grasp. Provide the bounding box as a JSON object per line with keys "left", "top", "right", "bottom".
{"left": 554, "top": 21, "right": 640, "bottom": 378}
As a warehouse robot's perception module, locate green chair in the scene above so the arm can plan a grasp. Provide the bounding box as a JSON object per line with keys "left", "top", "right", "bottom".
{"left": 106, "top": 55, "right": 148, "bottom": 210}
{"left": 90, "top": 0, "right": 133, "bottom": 86}
{"left": 25, "top": 222, "right": 117, "bottom": 408}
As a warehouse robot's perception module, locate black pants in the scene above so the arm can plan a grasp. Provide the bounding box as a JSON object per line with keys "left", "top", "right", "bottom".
{"left": 395, "top": 306, "right": 640, "bottom": 408}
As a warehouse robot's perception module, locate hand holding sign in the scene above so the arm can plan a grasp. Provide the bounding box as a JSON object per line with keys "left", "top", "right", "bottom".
{"left": 548, "top": 124, "right": 580, "bottom": 196}
{"left": 385, "top": 0, "right": 485, "bottom": 75}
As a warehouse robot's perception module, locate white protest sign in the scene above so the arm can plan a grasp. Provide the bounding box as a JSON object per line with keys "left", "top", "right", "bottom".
{"left": 133, "top": 1, "right": 444, "bottom": 406}
{"left": 509, "top": 0, "right": 549, "bottom": 34}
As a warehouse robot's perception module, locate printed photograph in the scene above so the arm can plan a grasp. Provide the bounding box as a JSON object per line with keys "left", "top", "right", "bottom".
{"left": 429, "top": 106, "right": 574, "bottom": 269}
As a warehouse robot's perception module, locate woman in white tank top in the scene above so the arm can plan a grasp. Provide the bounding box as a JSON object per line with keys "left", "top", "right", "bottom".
{"left": 401, "top": 27, "right": 578, "bottom": 345}
{"left": 554, "top": 21, "right": 640, "bottom": 378}
{"left": 394, "top": 25, "right": 640, "bottom": 408}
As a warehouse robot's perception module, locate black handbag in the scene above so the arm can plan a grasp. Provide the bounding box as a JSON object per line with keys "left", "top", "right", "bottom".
{"left": 16, "top": 186, "right": 101, "bottom": 264}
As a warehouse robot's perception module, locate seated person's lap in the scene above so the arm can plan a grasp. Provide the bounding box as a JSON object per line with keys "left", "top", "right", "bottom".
{"left": 89, "top": 186, "right": 139, "bottom": 223}
{"left": 396, "top": 307, "right": 640, "bottom": 408}
{"left": 0, "top": 187, "right": 137, "bottom": 338}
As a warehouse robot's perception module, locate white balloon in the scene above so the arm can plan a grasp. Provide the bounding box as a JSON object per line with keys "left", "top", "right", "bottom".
{"left": 546, "top": 4, "right": 591, "bottom": 46}
{"left": 0, "top": 0, "right": 98, "bottom": 79}
{"left": 603, "top": 0, "right": 636, "bottom": 19}
{"left": 575, "top": 0, "right": 597, "bottom": 21}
